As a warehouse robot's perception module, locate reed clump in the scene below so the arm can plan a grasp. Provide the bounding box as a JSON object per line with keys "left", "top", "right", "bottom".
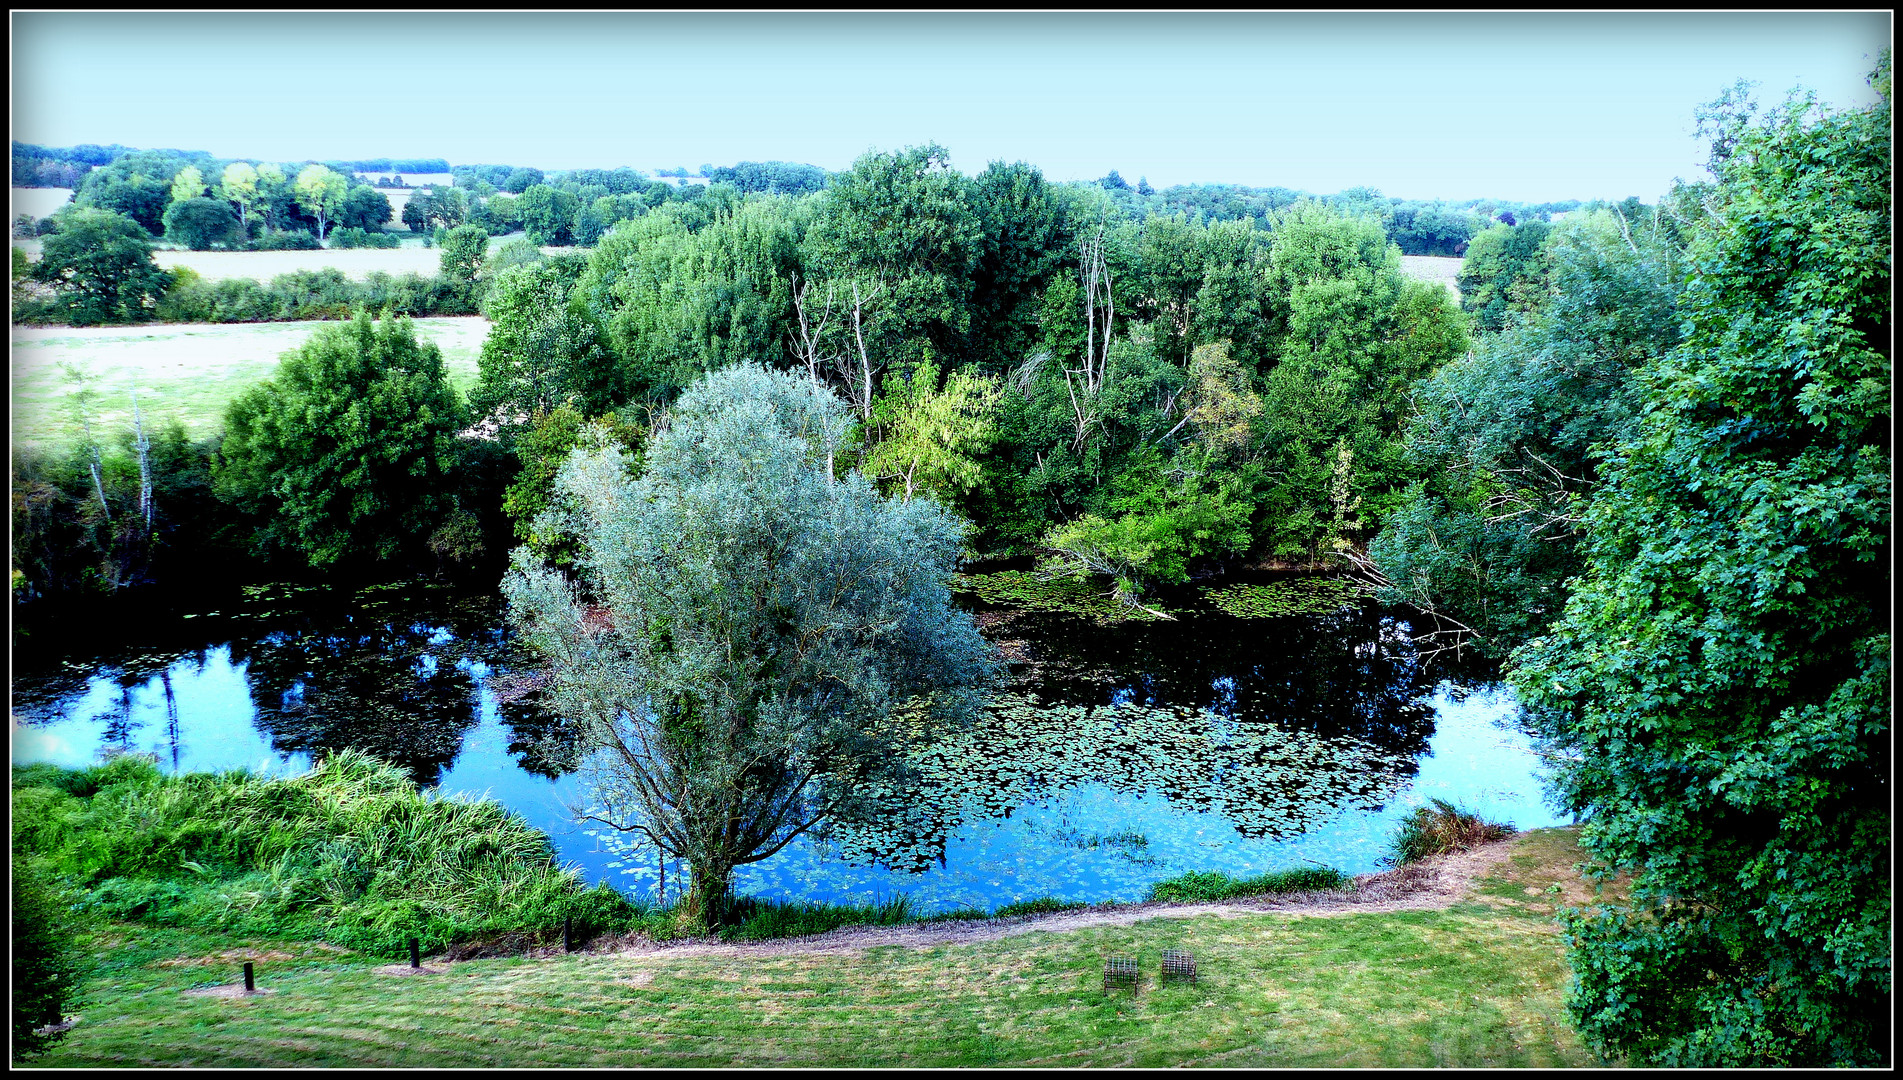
{"left": 1389, "top": 799, "right": 1515, "bottom": 865}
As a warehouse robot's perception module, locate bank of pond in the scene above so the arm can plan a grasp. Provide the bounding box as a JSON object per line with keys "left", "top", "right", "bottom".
{"left": 10, "top": 573, "right": 1566, "bottom": 954}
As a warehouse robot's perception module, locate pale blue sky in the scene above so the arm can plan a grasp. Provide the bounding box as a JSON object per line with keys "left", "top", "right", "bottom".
{"left": 10, "top": 12, "right": 1891, "bottom": 202}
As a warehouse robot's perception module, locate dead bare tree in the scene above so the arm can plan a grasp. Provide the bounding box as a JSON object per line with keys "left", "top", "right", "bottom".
{"left": 787, "top": 271, "right": 838, "bottom": 389}
{"left": 131, "top": 384, "right": 153, "bottom": 532}
{"left": 1062, "top": 224, "right": 1116, "bottom": 450}
{"left": 833, "top": 277, "right": 886, "bottom": 422}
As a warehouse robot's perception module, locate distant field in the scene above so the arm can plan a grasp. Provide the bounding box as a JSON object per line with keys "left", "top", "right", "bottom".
{"left": 153, "top": 246, "right": 448, "bottom": 282}
{"left": 11, "top": 186, "right": 75, "bottom": 221}
{"left": 10, "top": 316, "right": 490, "bottom": 448}
{"left": 1399, "top": 255, "right": 1462, "bottom": 299}
{"left": 356, "top": 172, "right": 455, "bottom": 188}
{"left": 14, "top": 232, "right": 555, "bottom": 283}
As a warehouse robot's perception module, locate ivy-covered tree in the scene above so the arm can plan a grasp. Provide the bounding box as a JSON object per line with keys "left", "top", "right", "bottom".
{"left": 1511, "top": 58, "right": 1891, "bottom": 1067}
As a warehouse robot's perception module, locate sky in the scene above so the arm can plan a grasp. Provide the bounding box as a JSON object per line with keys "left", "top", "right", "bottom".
{"left": 9, "top": 12, "right": 1892, "bottom": 203}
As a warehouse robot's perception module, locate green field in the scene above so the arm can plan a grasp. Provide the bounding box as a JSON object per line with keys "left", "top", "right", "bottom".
{"left": 10, "top": 317, "right": 491, "bottom": 449}
{"left": 24, "top": 829, "right": 1613, "bottom": 1069}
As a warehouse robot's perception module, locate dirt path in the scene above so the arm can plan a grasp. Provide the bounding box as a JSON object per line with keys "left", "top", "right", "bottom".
{"left": 536, "top": 839, "right": 1526, "bottom": 962}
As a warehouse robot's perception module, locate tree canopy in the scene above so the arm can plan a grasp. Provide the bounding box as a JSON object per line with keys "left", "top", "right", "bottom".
{"left": 503, "top": 364, "right": 994, "bottom": 923}
{"left": 213, "top": 312, "right": 468, "bottom": 569}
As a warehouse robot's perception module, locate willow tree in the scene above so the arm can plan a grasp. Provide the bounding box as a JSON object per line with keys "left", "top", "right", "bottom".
{"left": 503, "top": 364, "right": 994, "bottom": 923}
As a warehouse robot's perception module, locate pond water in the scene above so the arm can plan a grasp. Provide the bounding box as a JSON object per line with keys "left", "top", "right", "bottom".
{"left": 8, "top": 579, "right": 1566, "bottom": 914}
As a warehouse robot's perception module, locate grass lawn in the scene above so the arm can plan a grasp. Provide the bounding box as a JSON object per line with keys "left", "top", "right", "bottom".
{"left": 24, "top": 829, "right": 1615, "bottom": 1069}
{"left": 10, "top": 317, "right": 491, "bottom": 449}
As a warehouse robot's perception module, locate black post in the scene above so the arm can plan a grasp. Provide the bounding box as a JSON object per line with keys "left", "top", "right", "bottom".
{"left": 409, "top": 937, "right": 421, "bottom": 969}
{"left": 562, "top": 915, "right": 573, "bottom": 953}
{"left": 243, "top": 961, "right": 254, "bottom": 992}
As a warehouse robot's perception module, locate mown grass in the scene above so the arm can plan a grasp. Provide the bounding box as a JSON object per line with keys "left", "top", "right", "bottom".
{"left": 27, "top": 830, "right": 1607, "bottom": 1068}
{"left": 10, "top": 316, "right": 488, "bottom": 448}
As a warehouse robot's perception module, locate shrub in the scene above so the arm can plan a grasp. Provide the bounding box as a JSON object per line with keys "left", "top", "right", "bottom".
{"left": 1388, "top": 799, "right": 1514, "bottom": 865}
{"left": 11, "top": 859, "right": 92, "bottom": 1059}
{"left": 1147, "top": 866, "right": 1349, "bottom": 902}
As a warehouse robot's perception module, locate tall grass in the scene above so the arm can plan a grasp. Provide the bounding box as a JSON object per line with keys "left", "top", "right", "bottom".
{"left": 1146, "top": 866, "right": 1349, "bottom": 903}
{"left": 1389, "top": 799, "right": 1515, "bottom": 865}
{"left": 10, "top": 750, "right": 649, "bottom": 957}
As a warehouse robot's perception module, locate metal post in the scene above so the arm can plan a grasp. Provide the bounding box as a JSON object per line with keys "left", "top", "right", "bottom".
{"left": 243, "top": 961, "right": 254, "bottom": 992}
{"left": 563, "top": 915, "right": 573, "bottom": 953}
{"left": 409, "top": 938, "right": 421, "bottom": 969}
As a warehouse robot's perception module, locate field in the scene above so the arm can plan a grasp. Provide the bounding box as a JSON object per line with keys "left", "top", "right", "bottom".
{"left": 1398, "top": 255, "right": 1462, "bottom": 299}
{"left": 12, "top": 186, "right": 76, "bottom": 221}
{"left": 10, "top": 317, "right": 490, "bottom": 448}
{"left": 24, "top": 829, "right": 1611, "bottom": 1068}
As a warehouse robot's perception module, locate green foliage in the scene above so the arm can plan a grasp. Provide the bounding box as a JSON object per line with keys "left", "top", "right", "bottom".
{"left": 585, "top": 198, "right": 806, "bottom": 398}
{"left": 293, "top": 164, "right": 347, "bottom": 241}
{"left": 518, "top": 184, "right": 580, "bottom": 246}
{"left": 1370, "top": 207, "right": 1685, "bottom": 655}
{"left": 336, "top": 185, "right": 393, "bottom": 232}
{"left": 1456, "top": 221, "right": 1554, "bottom": 331}
{"left": 31, "top": 207, "right": 172, "bottom": 325}
{"left": 438, "top": 224, "right": 489, "bottom": 286}
{"left": 1040, "top": 483, "right": 1252, "bottom": 609}
{"left": 11, "top": 857, "right": 93, "bottom": 1059}
{"left": 1388, "top": 799, "right": 1514, "bottom": 865}
{"left": 9, "top": 751, "right": 648, "bottom": 959}
{"left": 212, "top": 312, "right": 467, "bottom": 569}
{"left": 1204, "top": 578, "right": 1357, "bottom": 618}
{"left": 1511, "top": 60, "right": 1891, "bottom": 1067}
{"left": 505, "top": 364, "right": 996, "bottom": 923}
{"left": 470, "top": 257, "right": 617, "bottom": 420}
{"left": 1147, "top": 866, "right": 1348, "bottom": 902}
{"left": 1251, "top": 203, "right": 1469, "bottom": 561}
{"left": 865, "top": 358, "right": 1003, "bottom": 503}
{"left": 161, "top": 196, "right": 243, "bottom": 251}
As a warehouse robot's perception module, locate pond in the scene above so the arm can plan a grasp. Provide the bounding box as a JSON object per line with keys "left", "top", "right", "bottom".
{"left": 8, "top": 578, "right": 1567, "bottom": 914}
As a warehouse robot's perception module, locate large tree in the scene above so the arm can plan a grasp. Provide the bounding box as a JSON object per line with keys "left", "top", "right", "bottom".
{"left": 503, "top": 364, "right": 994, "bottom": 923}
{"left": 1511, "top": 60, "right": 1890, "bottom": 1067}
{"left": 213, "top": 312, "right": 467, "bottom": 569}
{"left": 32, "top": 207, "right": 172, "bottom": 325}
{"left": 161, "top": 196, "right": 244, "bottom": 251}
{"left": 294, "top": 164, "right": 347, "bottom": 241}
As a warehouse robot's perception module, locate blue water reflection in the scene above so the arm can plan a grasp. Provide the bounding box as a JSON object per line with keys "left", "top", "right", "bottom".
{"left": 10, "top": 586, "right": 1563, "bottom": 913}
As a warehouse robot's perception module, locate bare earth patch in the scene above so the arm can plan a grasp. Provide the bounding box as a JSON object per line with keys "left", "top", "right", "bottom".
{"left": 373, "top": 964, "right": 451, "bottom": 976}
{"left": 181, "top": 985, "right": 279, "bottom": 999}
{"left": 158, "top": 949, "right": 297, "bottom": 967}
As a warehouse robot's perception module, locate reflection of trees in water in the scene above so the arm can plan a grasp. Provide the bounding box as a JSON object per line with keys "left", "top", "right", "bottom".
{"left": 229, "top": 591, "right": 563, "bottom": 787}
{"left": 1001, "top": 602, "right": 1439, "bottom": 761}
{"left": 236, "top": 619, "right": 481, "bottom": 787}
